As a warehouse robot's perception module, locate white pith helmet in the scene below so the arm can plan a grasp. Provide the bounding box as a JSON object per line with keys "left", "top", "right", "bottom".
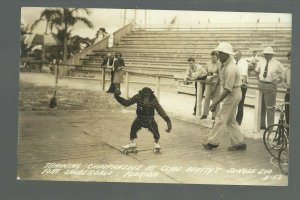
{"left": 262, "top": 46, "right": 275, "bottom": 54}
{"left": 214, "top": 42, "right": 235, "bottom": 55}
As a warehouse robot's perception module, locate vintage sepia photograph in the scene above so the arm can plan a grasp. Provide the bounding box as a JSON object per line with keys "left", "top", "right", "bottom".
{"left": 18, "top": 7, "right": 291, "bottom": 186}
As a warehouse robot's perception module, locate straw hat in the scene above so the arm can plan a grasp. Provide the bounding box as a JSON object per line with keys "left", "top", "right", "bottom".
{"left": 262, "top": 46, "right": 275, "bottom": 54}
{"left": 214, "top": 42, "right": 235, "bottom": 55}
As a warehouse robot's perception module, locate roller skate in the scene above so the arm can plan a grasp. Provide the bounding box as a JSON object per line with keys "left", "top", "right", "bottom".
{"left": 153, "top": 142, "right": 161, "bottom": 154}
{"left": 121, "top": 141, "right": 137, "bottom": 155}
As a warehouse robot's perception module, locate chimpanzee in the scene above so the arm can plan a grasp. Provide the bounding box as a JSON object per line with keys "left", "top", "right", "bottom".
{"left": 114, "top": 87, "right": 172, "bottom": 151}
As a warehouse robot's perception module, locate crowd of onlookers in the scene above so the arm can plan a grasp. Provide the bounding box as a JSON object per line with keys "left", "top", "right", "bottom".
{"left": 100, "top": 44, "right": 291, "bottom": 133}
{"left": 181, "top": 42, "right": 291, "bottom": 150}
{"left": 101, "top": 52, "right": 126, "bottom": 96}
{"left": 183, "top": 45, "right": 291, "bottom": 130}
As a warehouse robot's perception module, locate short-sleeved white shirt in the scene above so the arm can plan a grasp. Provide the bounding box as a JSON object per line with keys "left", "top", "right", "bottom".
{"left": 255, "top": 58, "right": 283, "bottom": 83}
{"left": 219, "top": 58, "right": 242, "bottom": 92}
{"left": 236, "top": 58, "right": 249, "bottom": 77}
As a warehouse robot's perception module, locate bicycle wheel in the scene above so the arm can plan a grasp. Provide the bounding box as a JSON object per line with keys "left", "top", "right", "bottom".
{"left": 263, "top": 124, "right": 287, "bottom": 159}
{"left": 278, "top": 148, "right": 289, "bottom": 175}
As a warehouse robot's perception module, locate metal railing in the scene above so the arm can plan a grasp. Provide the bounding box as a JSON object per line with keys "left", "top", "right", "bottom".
{"left": 100, "top": 68, "right": 286, "bottom": 134}
{"left": 54, "top": 63, "right": 287, "bottom": 134}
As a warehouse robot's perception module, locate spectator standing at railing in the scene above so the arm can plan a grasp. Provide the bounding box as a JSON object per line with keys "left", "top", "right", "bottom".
{"left": 255, "top": 46, "right": 283, "bottom": 129}
{"left": 183, "top": 57, "right": 207, "bottom": 116}
{"left": 203, "top": 42, "right": 246, "bottom": 151}
{"left": 282, "top": 51, "right": 291, "bottom": 125}
{"left": 247, "top": 50, "right": 260, "bottom": 70}
{"left": 113, "top": 52, "right": 125, "bottom": 95}
{"left": 246, "top": 50, "right": 261, "bottom": 77}
{"left": 201, "top": 50, "right": 221, "bottom": 120}
{"left": 234, "top": 50, "right": 249, "bottom": 125}
{"left": 101, "top": 53, "right": 115, "bottom": 93}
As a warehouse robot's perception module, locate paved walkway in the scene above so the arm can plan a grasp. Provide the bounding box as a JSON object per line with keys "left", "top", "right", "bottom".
{"left": 17, "top": 73, "right": 287, "bottom": 185}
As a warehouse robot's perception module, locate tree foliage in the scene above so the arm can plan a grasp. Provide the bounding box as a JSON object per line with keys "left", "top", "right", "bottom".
{"left": 30, "top": 7, "right": 94, "bottom": 61}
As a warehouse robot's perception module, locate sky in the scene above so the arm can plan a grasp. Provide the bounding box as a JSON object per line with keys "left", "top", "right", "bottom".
{"left": 21, "top": 7, "right": 292, "bottom": 39}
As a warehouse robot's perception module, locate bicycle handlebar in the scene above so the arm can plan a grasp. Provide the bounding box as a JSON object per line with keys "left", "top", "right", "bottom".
{"left": 266, "top": 103, "right": 289, "bottom": 112}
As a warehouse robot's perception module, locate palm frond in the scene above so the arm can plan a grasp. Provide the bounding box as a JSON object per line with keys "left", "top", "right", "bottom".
{"left": 30, "top": 19, "right": 44, "bottom": 31}
{"left": 73, "top": 17, "right": 94, "bottom": 28}
{"left": 71, "top": 8, "right": 91, "bottom": 16}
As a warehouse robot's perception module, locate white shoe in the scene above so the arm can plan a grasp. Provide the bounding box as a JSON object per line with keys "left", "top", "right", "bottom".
{"left": 154, "top": 142, "right": 161, "bottom": 149}
{"left": 122, "top": 142, "right": 137, "bottom": 149}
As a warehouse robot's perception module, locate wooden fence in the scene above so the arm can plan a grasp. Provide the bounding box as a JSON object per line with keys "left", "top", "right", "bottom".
{"left": 58, "top": 64, "right": 287, "bottom": 134}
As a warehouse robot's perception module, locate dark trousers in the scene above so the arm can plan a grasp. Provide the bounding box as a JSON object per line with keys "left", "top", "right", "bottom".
{"left": 236, "top": 86, "right": 247, "bottom": 125}
{"left": 259, "top": 82, "right": 277, "bottom": 128}
{"left": 194, "top": 76, "right": 207, "bottom": 113}
{"left": 107, "top": 70, "right": 115, "bottom": 92}
{"left": 130, "top": 118, "right": 160, "bottom": 142}
{"left": 285, "top": 92, "right": 290, "bottom": 124}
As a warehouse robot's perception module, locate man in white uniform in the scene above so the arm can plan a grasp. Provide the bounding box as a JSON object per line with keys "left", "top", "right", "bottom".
{"left": 203, "top": 42, "right": 246, "bottom": 151}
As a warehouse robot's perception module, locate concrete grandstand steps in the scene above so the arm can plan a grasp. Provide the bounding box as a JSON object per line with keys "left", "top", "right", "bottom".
{"left": 125, "top": 32, "right": 291, "bottom": 37}
{"left": 123, "top": 65, "right": 185, "bottom": 72}
{"left": 79, "top": 53, "right": 290, "bottom": 67}
{"left": 68, "top": 27, "right": 291, "bottom": 80}
{"left": 129, "top": 30, "right": 291, "bottom": 35}
{"left": 126, "top": 34, "right": 290, "bottom": 39}
{"left": 80, "top": 58, "right": 101, "bottom": 61}
{"left": 118, "top": 40, "right": 288, "bottom": 45}
{"left": 79, "top": 57, "right": 289, "bottom": 69}
{"left": 132, "top": 29, "right": 291, "bottom": 33}
{"left": 117, "top": 38, "right": 290, "bottom": 44}
{"left": 121, "top": 52, "right": 289, "bottom": 59}
{"left": 121, "top": 38, "right": 290, "bottom": 44}
{"left": 126, "top": 60, "right": 187, "bottom": 67}
{"left": 79, "top": 61, "right": 188, "bottom": 69}
{"left": 123, "top": 35, "right": 290, "bottom": 40}
{"left": 114, "top": 44, "right": 291, "bottom": 51}
{"left": 112, "top": 47, "right": 289, "bottom": 55}
{"left": 79, "top": 53, "right": 290, "bottom": 69}
{"left": 125, "top": 56, "right": 289, "bottom": 65}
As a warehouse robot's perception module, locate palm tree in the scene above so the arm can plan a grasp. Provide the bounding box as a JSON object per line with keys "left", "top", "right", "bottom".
{"left": 30, "top": 8, "right": 94, "bottom": 61}
{"left": 30, "top": 8, "right": 62, "bottom": 34}
{"left": 55, "top": 8, "right": 94, "bottom": 60}
{"left": 68, "top": 35, "right": 93, "bottom": 54}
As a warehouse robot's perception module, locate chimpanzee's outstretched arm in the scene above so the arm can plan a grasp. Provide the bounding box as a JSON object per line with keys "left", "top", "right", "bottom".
{"left": 114, "top": 93, "right": 138, "bottom": 107}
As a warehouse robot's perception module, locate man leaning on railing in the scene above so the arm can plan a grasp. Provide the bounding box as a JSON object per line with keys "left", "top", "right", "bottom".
{"left": 183, "top": 57, "right": 207, "bottom": 116}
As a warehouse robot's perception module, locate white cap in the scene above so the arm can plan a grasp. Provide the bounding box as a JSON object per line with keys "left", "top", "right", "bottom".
{"left": 214, "top": 42, "right": 235, "bottom": 55}
{"left": 262, "top": 46, "right": 275, "bottom": 54}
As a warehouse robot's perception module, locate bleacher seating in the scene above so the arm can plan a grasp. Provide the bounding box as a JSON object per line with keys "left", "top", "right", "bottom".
{"left": 74, "top": 28, "right": 291, "bottom": 78}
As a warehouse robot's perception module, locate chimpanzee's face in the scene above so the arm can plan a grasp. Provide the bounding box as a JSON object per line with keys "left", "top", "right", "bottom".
{"left": 143, "top": 94, "right": 151, "bottom": 105}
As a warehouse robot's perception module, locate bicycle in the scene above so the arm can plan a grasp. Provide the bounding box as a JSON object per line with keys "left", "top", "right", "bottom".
{"left": 278, "top": 147, "right": 289, "bottom": 175}
{"left": 262, "top": 103, "right": 289, "bottom": 175}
